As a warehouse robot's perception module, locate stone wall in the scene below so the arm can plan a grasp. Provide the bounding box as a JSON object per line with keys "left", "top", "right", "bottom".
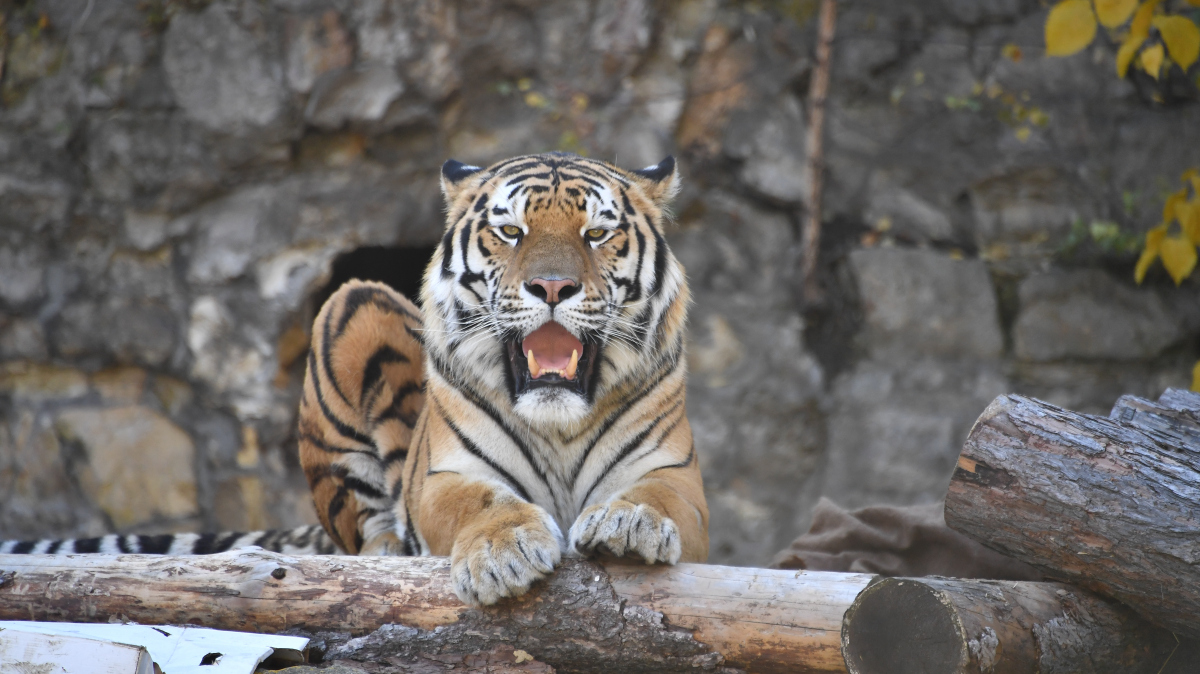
{"left": 1, "top": 0, "right": 1196, "bottom": 566}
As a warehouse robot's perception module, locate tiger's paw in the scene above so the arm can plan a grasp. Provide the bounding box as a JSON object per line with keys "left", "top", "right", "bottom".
{"left": 450, "top": 504, "right": 562, "bottom": 606}
{"left": 569, "top": 500, "right": 681, "bottom": 564}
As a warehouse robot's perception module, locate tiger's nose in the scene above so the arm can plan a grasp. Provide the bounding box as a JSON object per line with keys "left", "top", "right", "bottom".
{"left": 526, "top": 277, "right": 579, "bottom": 305}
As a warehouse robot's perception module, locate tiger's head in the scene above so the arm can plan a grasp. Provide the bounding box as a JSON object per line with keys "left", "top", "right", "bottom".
{"left": 421, "top": 152, "right": 689, "bottom": 426}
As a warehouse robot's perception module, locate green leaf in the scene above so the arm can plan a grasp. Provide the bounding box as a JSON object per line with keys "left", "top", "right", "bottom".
{"left": 1046, "top": 0, "right": 1099, "bottom": 56}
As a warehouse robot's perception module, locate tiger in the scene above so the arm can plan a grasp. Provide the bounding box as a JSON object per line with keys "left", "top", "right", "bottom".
{"left": 0, "top": 152, "right": 708, "bottom": 607}
{"left": 299, "top": 152, "right": 707, "bottom": 604}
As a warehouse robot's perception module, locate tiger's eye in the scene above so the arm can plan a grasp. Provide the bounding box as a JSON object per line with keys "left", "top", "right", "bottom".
{"left": 585, "top": 228, "right": 607, "bottom": 240}
{"left": 501, "top": 225, "right": 521, "bottom": 237}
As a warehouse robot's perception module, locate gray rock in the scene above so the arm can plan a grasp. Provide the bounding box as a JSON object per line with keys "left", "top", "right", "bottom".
{"left": 305, "top": 64, "right": 405, "bottom": 130}
{"left": 821, "top": 357, "right": 1009, "bottom": 510}
{"left": 0, "top": 174, "right": 72, "bottom": 236}
{"left": 864, "top": 171, "right": 955, "bottom": 242}
{"left": 284, "top": 11, "right": 354, "bottom": 94}
{"left": 724, "top": 95, "right": 809, "bottom": 205}
{"left": 671, "top": 193, "right": 825, "bottom": 565}
{"left": 939, "top": 0, "right": 1028, "bottom": 25}
{"left": 56, "top": 405, "right": 198, "bottom": 529}
{"left": 0, "top": 318, "right": 48, "bottom": 360}
{"left": 850, "top": 248, "right": 1004, "bottom": 359}
{"left": 0, "top": 245, "right": 46, "bottom": 307}
{"left": 969, "top": 167, "right": 1086, "bottom": 270}
{"left": 163, "top": 4, "right": 287, "bottom": 132}
{"left": 1014, "top": 269, "right": 1184, "bottom": 361}
{"left": 84, "top": 112, "right": 221, "bottom": 210}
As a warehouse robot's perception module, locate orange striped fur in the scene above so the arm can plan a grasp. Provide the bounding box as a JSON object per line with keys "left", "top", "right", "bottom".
{"left": 299, "top": 153, "right": 707, "bottom": 605}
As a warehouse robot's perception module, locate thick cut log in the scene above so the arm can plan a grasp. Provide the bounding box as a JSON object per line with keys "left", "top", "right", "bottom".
{"left": 945, "top": 391, "right": 1200, "bottom": 638}
{"left": 0, "top": 549, "right": 874, "bottom": 674}
{"left": 841, "top": 577, "right": 1198, "bottom": 674}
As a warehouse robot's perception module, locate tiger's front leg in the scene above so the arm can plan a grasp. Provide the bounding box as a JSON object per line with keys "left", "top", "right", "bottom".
{"left": 415, "top": 472, "right": 563, "bottom": 605}
{"left": 569, "top": 424, "right": 709, "bottom": 565}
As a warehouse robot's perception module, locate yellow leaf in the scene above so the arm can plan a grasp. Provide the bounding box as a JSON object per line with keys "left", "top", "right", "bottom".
{"left": 1094, "top": 0, "right": 1138, "bottom": 27}
{"left": 1191, "top": 360, "right": 1200, "bottom": 393}
{"left": 1136, "top": 223, "right": 1167, "bottom": 283}
{"left": 1182, "top": 199, "right": 1200, "bottom": 244}
{"left": 1046, "top": 0, "right": 1099, "bottom": 56}
{"left": 1115, "top": 1, "right": 1161, "bottom": 78}
{"left": 1184, "top": 168, "right": 1200, "bottom": 194}
{"left": 1134, "top": 248, "right": 1158, "bottom": 282}
{"left": 1141, "top": 42, "right": 1165, "bottom": 78}
{"left": 1130, "top": 0, "right": 1163, "bottom": 38}
{"left": 1015, "top": 126, "right": 1032, "bottom": 142}
{"left": 1160, "top": 234, "right": 1198, "bottom": 285}
{"left": 1117, "top": 33, "right": 1145, "bottom": 76}
{"left": 1153, "top": 16, "right": 1200, "bottom": 71}
{"left": 1164, "top": 189, "right": 1187, "bottom": 223}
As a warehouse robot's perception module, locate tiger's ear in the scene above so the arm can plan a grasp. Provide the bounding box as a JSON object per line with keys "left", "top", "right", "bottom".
{"left": 631, "top": 156, "right": 680, "bottom": 207}
{"left": 441, "top": 159, "right": 485, "bottom": 203}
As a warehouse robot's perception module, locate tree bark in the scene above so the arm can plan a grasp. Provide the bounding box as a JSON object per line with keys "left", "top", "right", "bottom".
{"left": 800, "top": 0, "right": 838, "bottom": 304}
{"left": 0, "top": 549, "right": 875, "bottom": 674}
{"left": 945, "top": 390, "right": 1200, "bottom": 639}
{"left": 841, "top": 577, "right": 1198, "bottom": 674}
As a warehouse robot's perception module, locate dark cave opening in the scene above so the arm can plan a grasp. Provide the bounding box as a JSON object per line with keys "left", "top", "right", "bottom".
{"left": 312, "top": 245, "right": 437, "bottom": 313}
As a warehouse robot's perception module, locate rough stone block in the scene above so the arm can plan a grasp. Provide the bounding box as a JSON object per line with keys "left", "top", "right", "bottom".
{"left": 163, "top": 4, "right": 286, "bottom": 132}
{"left": 55, "top": 406, "right": 198, "bottom": 529}
{"left": 305, "top": 64, "right": 405, "bottom": 130}
{"left": 0, "top": 362, "right": 88, "bottom": 403}
{"left": 1014, "top": 269, "right": 1184, "bottom": 362}
{"left": 969, "top": 167, "right": 1086, "bottom": 270}
{"left": 850, "top": 248, "right": 1003, "bottom": 359}
{"left": 284, "top": 11, "right": 354, "bottom": 94}
{"left": 863, "top": 171, "right": 955, "bottom": 243}
{"left": 821, "top": 357, "right": 1009, "bottom": 510}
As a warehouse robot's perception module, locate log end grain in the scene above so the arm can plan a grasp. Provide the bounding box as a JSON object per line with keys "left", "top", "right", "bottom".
{"left": 840, "top": 579, "right": 966, "bottom": 674}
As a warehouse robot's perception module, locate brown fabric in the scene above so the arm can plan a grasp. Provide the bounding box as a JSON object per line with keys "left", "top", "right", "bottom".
{"left": 770, "top": 497, "right": 1043, "bottom": 580}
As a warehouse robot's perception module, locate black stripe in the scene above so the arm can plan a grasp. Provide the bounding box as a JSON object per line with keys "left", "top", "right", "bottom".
{"left": 382, "top": 447, "right": 408, "bottom": 466}
{"left": 649, "top": 224, "right": 667, "bottom": 297}
{"left": 437, "top": 401, "right": 532, "bottom": 502}
{"left": 307, "top": 351, "right": 377, "bottom": 449}
{"left": 300, "top": 431, "right": 376, "bottom": 457}
{"left": 345, "top": 476, "right": 387, "bottom": 501}
{"left": 192, "top": 533, "right": 219, "bottom": 554}
{"left": 12, "top": 540, "right": 35, "bottom": 554}
{"left": 360, "top": 345, "right": 410, "bottom": 403}
{"left": 440, "top": 227, "right": 455, "bottom": 278}
{"left": 73, "top": 538, "right": 102, "bottom": 553}
{"left": 579, "top": 408, "right": 678, "bottom": 506}
{"left": 115, "top": 536, "right": 131, "bottom": 553}
{"left": 567, "top": 356, "right": 679, "bottom": 479}
{"left": 440, "top": 373, "right": 548, "bottom": 486}
{"left": 137, "top": 534, "right": 174, "bottom": 554}
{"left": 46, "top": 539, "right": 64, "bottom": 554}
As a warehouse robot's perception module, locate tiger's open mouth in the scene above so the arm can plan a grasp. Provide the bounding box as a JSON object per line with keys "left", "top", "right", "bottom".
{"left": 506, "top": 320, "right": 600, "bottom": 399}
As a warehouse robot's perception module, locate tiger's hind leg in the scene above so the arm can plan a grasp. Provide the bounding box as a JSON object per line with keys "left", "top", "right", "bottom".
{"left": 299, "top": 280, "right": 425, "bottom": 555}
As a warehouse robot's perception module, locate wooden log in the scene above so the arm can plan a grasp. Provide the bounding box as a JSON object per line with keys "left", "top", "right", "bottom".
{"left": 945, "top": 391, "right": 1200, "bottom": 638}
{"left": 841, "top": 577, "right": 1198, "bottom": 674}
{"left": 0, "top": 549, "right": 875, "bottom": 674}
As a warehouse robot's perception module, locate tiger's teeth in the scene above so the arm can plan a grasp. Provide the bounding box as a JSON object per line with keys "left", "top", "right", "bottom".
{"left": 527, "top": 349, "right": 541, "bottom": 378}
{"left": 565, "top": 349, "right": 579, "bottom": 380}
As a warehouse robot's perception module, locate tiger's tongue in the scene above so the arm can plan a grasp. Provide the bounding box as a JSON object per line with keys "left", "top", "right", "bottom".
{"left": 521, "top": 321, "right": 583, "bottom": 371}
